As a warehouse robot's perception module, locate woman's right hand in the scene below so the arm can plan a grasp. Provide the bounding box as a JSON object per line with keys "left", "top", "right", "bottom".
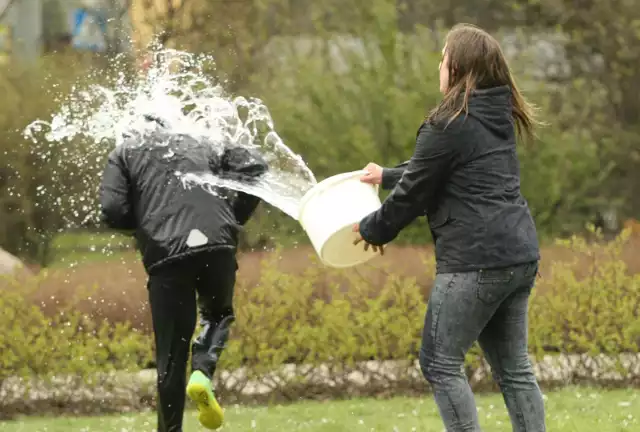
{"left": 360, "top": 162, "right": 383, "bottom": 185}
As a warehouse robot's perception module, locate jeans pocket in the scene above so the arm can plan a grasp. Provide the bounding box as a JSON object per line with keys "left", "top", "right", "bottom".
{"left": 476, "top": 269, "right": 515, "bottom": 305}
{"left": 425, "top": 273, "right": 458, "bottom": 346}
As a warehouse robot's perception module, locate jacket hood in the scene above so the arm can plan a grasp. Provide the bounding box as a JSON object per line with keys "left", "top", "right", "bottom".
{"left": 120, "top": 127, "right": 268, "bottom": 183}
{"left": 466, "top": 85, "right": 513, "bottom": 139}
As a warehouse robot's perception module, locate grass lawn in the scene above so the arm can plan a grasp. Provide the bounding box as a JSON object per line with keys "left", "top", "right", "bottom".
{"left": 50, "top": 231, "right": 135, "bottom": 267}
{"left": 2, "top": 387, "right": 638, "bottom": 432}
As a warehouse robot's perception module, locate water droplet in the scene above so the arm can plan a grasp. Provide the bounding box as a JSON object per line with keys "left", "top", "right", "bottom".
{"left": 23, "top": 47, "right": 318, "bottom": 226}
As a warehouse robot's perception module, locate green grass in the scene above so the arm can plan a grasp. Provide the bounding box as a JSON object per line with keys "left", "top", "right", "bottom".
{"left": 51, "top": 231, "right": 133, "bottom": 250}
{"left": 50, "top": 231, "right": 135, "bottom": 267}
{"left": 2, "top": 387, "right": 638, "bottom": 432}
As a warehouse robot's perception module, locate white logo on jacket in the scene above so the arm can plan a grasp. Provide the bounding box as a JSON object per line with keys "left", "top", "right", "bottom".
{"left": 186, "top": 229, "right": 208, "bottom": 247}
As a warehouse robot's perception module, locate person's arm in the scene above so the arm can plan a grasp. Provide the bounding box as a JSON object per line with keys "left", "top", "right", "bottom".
{"left": 381, "top": 161, "right": 409, "bottom": 190}
{"left": 219, "top": 146, "right": 269, "bottom": 225}
{"left": 100, "top": 147, "right": 136, "bottom": 232}
{"left": 359, "top": 124, "right": 457, "bottom": 246}
{"left": 233, "top": 192, "right": 262, "bottom": 226}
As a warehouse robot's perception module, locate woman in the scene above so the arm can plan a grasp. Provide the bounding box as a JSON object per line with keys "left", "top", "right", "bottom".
{"left": 355, "top": 24, "right": 546, "bottom": 432}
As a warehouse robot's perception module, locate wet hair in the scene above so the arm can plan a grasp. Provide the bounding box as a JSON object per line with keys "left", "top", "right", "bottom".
{"left": 427, "top": 23, "right": 539, "bottom": 140}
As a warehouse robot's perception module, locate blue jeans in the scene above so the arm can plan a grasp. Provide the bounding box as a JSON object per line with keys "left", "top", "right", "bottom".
{"left": 419, "top": 262, "right": 546, "bottom": 432}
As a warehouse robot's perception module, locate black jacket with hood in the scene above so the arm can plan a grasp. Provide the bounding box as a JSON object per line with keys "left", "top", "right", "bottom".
{"left": 359, "top": 86, "right": 540, "bottom": 273}
{"left": 99, "top": 124, "right": 268, "bottom": 274}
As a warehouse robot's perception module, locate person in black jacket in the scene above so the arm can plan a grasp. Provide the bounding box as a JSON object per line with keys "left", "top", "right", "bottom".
{"left": 355, "top": 24, "right": 546, "bottom": 432}
{"left": 100, "top": 117, "right": 268, "bottom": 432}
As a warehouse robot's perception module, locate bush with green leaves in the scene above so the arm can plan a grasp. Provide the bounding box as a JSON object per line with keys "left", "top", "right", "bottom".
{"left": 244, "top": 10, "right": 621, "bottom": 245}
{"left": 3, "top": 2, "right": 635, "bottom": 258}
{"left": 0, "top": 273, "right": 153, "bottom": 418}
{"left": 1, "top": 231, "right": 639, "bottom": 413}
{"left": 0, "top": 53, "right": 125, "bottom": 266}
{"left": 529, "top": 230, "right": 640, "bottom": 358}
{"left": 213, "top": 230, "right": 640, "bottom": 402}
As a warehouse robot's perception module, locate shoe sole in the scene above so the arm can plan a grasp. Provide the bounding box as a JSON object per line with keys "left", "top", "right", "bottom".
{"left": 187, "top": 383, "right": 223, "bottom": 430}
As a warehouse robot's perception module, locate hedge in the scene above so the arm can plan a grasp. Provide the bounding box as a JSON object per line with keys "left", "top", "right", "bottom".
{"left": 0, "top": 230, "right": 638, "bottom": 417}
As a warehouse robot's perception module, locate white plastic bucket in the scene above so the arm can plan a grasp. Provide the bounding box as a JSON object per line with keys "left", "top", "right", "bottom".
{"left": 298, "top": 170, "right": 383, "bottom": 268}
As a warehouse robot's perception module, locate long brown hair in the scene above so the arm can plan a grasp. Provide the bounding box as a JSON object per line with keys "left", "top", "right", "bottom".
{"left": 427, "top": 23, "right": 539, "bottom": 140}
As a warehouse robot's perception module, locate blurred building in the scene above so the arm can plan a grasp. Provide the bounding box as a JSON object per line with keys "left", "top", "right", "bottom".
{"left": 0, "top": 0, "right": 42, "bottom": 61}
{"left": 0, "top": 0, "right": 132, "bottom": 62}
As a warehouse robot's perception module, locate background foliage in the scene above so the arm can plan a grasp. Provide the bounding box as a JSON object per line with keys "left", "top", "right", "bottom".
{"left": 1, "top": 0, "right": 638, "bottom": 262}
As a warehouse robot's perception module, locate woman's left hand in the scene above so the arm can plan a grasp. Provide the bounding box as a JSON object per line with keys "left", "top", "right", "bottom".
{"left": 353, "top": 223, "right": 385, "bottom": 255}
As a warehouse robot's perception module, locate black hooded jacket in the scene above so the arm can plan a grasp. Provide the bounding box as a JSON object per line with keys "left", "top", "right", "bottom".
{"left": 359, "top": 86, "right": 540, "bottom": 273}
{"left": 99, "top": 128, "right": 268, "bottom": 274}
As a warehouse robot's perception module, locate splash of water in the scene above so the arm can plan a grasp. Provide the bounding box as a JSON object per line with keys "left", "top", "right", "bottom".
{"left": 24, "top": 48, "right": 317, "bottom": 222}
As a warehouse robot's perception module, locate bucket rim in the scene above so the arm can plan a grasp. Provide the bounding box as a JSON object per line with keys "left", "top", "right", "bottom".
{"left": 298, "top": 170, "right": 373, "bottom": 220}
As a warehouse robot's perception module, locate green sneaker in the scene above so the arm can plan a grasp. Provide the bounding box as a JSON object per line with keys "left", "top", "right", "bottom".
{"left": 186, "top": 370, "right": 224, "bottom": 430}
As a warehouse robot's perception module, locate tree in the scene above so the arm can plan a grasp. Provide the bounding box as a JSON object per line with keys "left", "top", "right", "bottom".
{"left": 0, "top": 54, "right": 110, "bottom": 264}
{"left": 519, "top": 0, "right": 640, "bottom": 220}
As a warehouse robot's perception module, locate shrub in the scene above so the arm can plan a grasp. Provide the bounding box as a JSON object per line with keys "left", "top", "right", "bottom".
{"left": 527, "top": 229, "right": 640, "bottom": 386}
{"left": 1, "top": 231, "right": 638, "bottom": 414}
{"left": 29, "top": 231, "right": 640, "bottom": 334}
{"left": 248, "top": 20, "right": 622, "bottom": 244}
{"left": 223, "top": 251, "right": 429, "bottom": 368}
{"left": 0, "top": 53, "right": 118, "bottom": 266}
{"left": 0, "top": 274, "right": 153, "bottom": 419}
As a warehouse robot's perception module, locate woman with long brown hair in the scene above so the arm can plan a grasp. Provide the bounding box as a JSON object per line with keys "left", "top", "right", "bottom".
{"left": 355, "top": 24, "right": 546, "bottom": 431}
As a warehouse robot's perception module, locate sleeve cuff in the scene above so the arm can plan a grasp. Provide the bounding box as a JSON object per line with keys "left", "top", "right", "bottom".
{"left": 359, "top": 213, "right": 384, "bottom": 246}
{"left": 381, "top": 168, "right": 393, "bottom": 190}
